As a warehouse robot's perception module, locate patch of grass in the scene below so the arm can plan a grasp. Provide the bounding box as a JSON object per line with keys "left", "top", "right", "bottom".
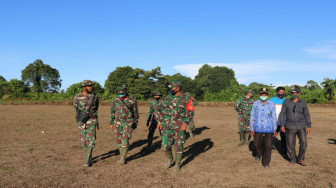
{"left": 3, "top": 167, "right": 15, "bottom": 173}
{"left": 28, "top": 145, "right": 34, "bottom": 152}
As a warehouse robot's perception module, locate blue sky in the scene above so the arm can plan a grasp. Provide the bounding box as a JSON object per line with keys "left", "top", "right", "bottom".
{"left": 1, "top": 0, "right": 336, "bottom": 90}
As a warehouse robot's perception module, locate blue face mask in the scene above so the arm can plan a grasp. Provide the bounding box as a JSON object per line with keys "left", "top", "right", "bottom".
{"left": 260, "top": 96, "right": 268, "bottom": 101}
{"left": 119, "top": 93, "right": 126, "bottom": 98}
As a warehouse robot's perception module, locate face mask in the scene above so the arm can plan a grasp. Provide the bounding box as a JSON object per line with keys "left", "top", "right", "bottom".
{"left": 260, "top": 96, "right": 268, "bottom": 101}
{"left": 278, "top": 94, "right": 285, "bottom": 99}
{"left": 85, "top": 88, "right": 93, "bottom": 94}
{"left": 155, "top": 97, "right": 160, "bottom": 100}
{"left": 119, "top": 93, "right": 126, "bottom": 98}
{"left": 290, "top": 94, "right": 297, "bottom": 99}
{"left": 170, "top": 89, "right": 176, "bottom": 95}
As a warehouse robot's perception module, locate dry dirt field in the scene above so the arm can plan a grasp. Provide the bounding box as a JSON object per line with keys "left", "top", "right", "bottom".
{"left": 0, "top": 104, "right": 335, "bottom": 188}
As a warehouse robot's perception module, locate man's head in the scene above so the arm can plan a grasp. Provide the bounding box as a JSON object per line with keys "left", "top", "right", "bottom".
{"left": 276, "top": 86, "right": 285, "bottom": 99}
{"left": 117, "top": 85, "right": 128, "bottom": 97}
{"left": 245, "top": 89, "right": 254, "bottom": 98}
{"left": 153, "top": 91, "right": 163, "bottom": 100}
{"left": 259, "top": 87, "right": 269, "bottom": 101}
{"left": 81, "top": 80, "right": 93, "bottom": 93}
{"left": 290, "top": 85, "right": 301, "bottom": 99}
{"left": 168, "top": 80, "right": 182, "bottom": 95}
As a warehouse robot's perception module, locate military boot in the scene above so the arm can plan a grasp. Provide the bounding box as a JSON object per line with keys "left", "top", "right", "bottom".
{"left": 238, "top": 132, "right": 245, "bottom": 146}
{"left": 164, "top": 150, "right": 173, "bottom": 168}
{"left": 174, "top": 152, "right": 183, "bottom": 172}
{"left": 244, "top": 133, "right": 250, "bottom": 144}
{"left": 118, "top": 147, "right": 128, "bottom": 164}
{"left": 84, "top": 147, "right": 93, "bottom": 167}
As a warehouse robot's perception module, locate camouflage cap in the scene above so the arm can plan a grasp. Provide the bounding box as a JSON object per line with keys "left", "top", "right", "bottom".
{"left": 245, "top": 89, "right": 254, "bottom": 95}
{"left": 290, "top": 85, "right": 301, "bottom": 93}
{"left": 153, "top": 91, "right": 163, "bottom": 96}
{"left": 117, "top": 85, "right": 128, "bottom": 94}
{"left": 81, "top": 80, "right": 93, "bottom": 87}
{"left": 168, "top": 80, "right": 181, "bottom": 89}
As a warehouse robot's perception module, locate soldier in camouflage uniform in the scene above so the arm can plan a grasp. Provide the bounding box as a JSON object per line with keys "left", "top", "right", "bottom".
{"left": 185, "top": 92, "right": 198, "bottom": 137}
{"left": 157, "top": 81, "right": 194, "bottom": 172}
{"left": 145, "top": 91, "right": 163, "bottom": 150}
{"left": 73, "top": 80, "right": 99, "bottom": 167}
{"left": 110, "top": 85, "right": 139, "bottom": 164}
{"left": 234, "top": 89, "right": 254, "bottom": 146}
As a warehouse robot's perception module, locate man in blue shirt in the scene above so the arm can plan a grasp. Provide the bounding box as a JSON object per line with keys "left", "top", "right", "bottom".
{"left": 269, "top": 87, "right": 286, "bottom": 149}
{"left": 250, "top": 87, "right": 277, "bottom": 168}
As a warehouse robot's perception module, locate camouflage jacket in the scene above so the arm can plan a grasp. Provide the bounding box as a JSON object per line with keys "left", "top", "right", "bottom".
{"left": 235, "top": 97, "right": 253, "bottom": 115}
{"left": 185, "top": 92, "right": 198, "bottom": 106}
{"left": 157, "top": 92, "right": 194, "bottom": 127}
{"left": 110, "top": 96, "right": 139, "bottom": 125}
{"left": 73, "top": 92, "right": 99, "bottom": 118}
{"left": 147, "top": 99, "right": 163, "bottom": 123}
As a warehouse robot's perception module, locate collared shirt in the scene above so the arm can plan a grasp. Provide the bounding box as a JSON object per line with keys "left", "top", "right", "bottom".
{"left": 269, "top": 96, "right": 285, "bottom": 125}
{"left": 279, "top": 98, "right": 311, "bottom": 129}
{"left": 250, "top": 100, "right": 277, "bottom": 133}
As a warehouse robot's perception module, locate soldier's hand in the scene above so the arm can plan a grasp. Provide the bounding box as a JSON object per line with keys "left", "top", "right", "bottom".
{"left": 181, "top": 123, "right": 188, "bottom": 131}
{"left": 250, "top": 130, "right": 255, "bottom": 136}
{"left": 281, "top": 126, "right": 285, "bottom": 133}
{"left": 157, "top": 122, "right": 162, "bottom": 130}
{"left": 110, "top": 124, "right": 114, "bottom": 131}
{"left": 307, "top": 128, "right": 312, "bottom": 134}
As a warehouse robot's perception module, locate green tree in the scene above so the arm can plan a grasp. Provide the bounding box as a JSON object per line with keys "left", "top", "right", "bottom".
{"left": 0, "top": 76, "right": 9, "bottom": 98}
{"left": 21, "top": 59, "right": 62, "bottom": 93}
{"left": 8, "top": 79, "right": 29, "bottom": 98}
{"left": 304, "top": 80, "right": 321, "bottom": 90}
{"left": 104, "top": 66, "right": 134, "bottom": 94}
{"left": 321, "top": 77, "right": 336, "bottom": 101}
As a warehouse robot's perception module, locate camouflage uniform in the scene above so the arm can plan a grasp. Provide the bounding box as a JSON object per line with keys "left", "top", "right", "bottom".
{"left": 146, "top": 92, "right": 163, "bottom": 148}
{"left": 234, "top": 93, "right": 253, "bottom": 145}
{"left": 157, "top": 81, "right": 194, "bottom": 172}
{"left": 110, "top": 85, "right": 139, "bottom": 164}
{"left": 73, "top": 80, "right": 99, "bottom": 167}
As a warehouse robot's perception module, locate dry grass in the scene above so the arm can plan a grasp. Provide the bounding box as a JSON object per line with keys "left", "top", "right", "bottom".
{"left": 0, "top": 105, "right": 335, "bottom": 187}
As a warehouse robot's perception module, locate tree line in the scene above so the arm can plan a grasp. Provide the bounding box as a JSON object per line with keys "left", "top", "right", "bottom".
{"left": 1, "top": 59, "right": 335, "bottom": 104}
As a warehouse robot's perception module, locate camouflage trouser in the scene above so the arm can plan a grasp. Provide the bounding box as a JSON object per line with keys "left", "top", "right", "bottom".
{"left": 114, "top": 119, "right": 133, "bottom": 148}
{"left": 162, "top": 125, "right": 185, "bottom": 153}
{"left": 78, "top": 118, "right": 98, "bottom": 149}
{"left": 238, "top": 117, "right": 250, "bottom": 133}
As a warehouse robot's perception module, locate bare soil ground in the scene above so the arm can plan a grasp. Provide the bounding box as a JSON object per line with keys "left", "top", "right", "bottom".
{"left": 0, "top": 105, "right": 335, "bottom": 188}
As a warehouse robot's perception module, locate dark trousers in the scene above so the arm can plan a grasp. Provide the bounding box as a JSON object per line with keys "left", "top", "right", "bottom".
{"left": 147, "top": 120, "right": 158, "bottom": 147}
{"left": 254, "top": 133, "right": 273, "bottom": 166}
{"left": 285, "top": 128, "right": 307, "bottom": 162}
{"left": 276, "top": 126, "right": 286, "bottom": 147}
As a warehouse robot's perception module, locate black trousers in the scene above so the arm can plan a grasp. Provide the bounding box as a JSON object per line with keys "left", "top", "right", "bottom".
{"left": 254, "top": 133, "right": 273, "bottom": 166}
{"left": 147, "top": 120, "right": 158, "bottom": 147}
{"left": 285, "top": 128, "right": 307, "bottom": 162}
{"left": 276, "top": 126, "right": 286, "bottom": 147}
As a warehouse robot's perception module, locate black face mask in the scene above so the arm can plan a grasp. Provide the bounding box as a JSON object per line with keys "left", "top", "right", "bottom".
{"left": 170, "top": 89, "right": 176, "bottom": 95}
{"left": 85, "top": 88, "right": 93, "bottom": 94}
{"left": 155, "top": 97, "right": 160, "bottom": 101}
{"left": 278, "top": 94, "right": 285, "bottom": 99}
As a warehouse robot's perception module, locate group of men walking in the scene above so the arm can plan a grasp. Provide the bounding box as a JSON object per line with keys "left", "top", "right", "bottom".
{"left": 235, "top": 86, "right": 312, "bottom": 168}
{"left": 73, "top": 80, "right": 195, "bottom": 172}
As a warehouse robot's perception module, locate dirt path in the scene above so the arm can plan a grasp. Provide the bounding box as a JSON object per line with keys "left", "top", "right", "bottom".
{"left": 0, "top": 105, "right": 335, "bottom": 187}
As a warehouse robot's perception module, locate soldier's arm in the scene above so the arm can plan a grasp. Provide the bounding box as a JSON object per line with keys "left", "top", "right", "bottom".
{"left": 183, "top": 97, "right": 194, "bottom": 125}
{"left": 133, "top": 99, "right": 139, "bottom": 121}
{"left": 92, "top": 95, "right": 99, "bottom": 116}
{"left": 110, "top": 99, "right": 116, "bottom": 125}
{"left": 147, "top": 102, "right": 154, "bottom": 123}
{"left": 234, "top": 98, "right": 241, "bottom": 112}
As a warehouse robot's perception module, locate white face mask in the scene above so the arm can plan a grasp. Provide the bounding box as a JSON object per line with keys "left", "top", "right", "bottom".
{"left": 260, "top": 96, "right": 268, "bottom": 101}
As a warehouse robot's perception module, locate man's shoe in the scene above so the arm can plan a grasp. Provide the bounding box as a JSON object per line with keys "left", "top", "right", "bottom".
{"left": 264, "top": 165, "right": 270, "bottom": 169}
{"left": 288, "top": 161, "right": 295, "bottom": 166}
{"left": 298, "top": 160, "right": 307, "bottom": 166}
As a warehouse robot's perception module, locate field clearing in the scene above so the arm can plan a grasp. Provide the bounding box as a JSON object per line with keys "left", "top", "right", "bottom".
{"left": 0, "top": 105, "right": 335, "bottom": 187}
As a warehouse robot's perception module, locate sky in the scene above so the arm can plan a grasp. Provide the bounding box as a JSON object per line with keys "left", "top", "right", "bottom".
{"left": 0, "top": 0, "right": 336, "bottom": 90}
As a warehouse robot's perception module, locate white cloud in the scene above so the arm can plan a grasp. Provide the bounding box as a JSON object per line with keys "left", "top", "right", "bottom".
{"left": 303, "top": 41, "right": 336, "bottom": 59}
